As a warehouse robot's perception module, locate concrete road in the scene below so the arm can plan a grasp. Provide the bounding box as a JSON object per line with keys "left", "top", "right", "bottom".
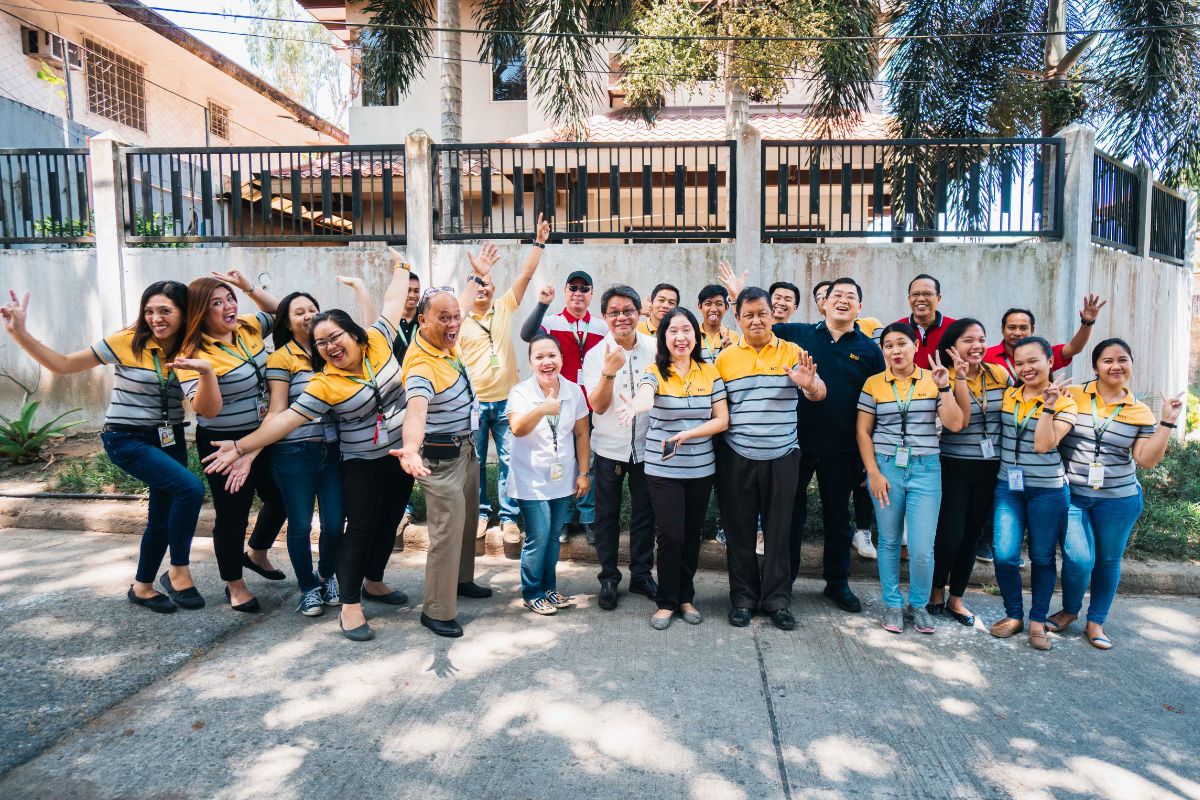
{"left": 0, "top": 528, "right": 1197, "bottom": 800}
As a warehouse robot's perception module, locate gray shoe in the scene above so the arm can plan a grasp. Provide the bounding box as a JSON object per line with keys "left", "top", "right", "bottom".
{"left": 650, "top": 612, "right": 674, "bottom": 630}
{"left": 681, "top": 607, "right": 703, "bottom": 625}
{"left": 907, "top": 605, "right": 936, "bottom": 633}
{"left": 882, "top": 607, "right": 904, "bottom": 633}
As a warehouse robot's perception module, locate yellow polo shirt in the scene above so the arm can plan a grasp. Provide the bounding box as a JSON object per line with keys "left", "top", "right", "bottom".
{"left": 459, "top": 289, "right": 519, "bottom": 403}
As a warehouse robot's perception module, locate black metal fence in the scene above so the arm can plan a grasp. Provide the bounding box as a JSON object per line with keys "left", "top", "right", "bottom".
{"left": 761, "top": 138, "right": 1063, "bottom": 241}
{"left": 0, "top": 149, "right": 92, "bottom": 246}
{"left": 431, "top": 141, "right": 736, "bottom": 241}
{"left": 123, "top": 145, "right": 406, "bottom": 244}
{"left": 1091, "top": 150, "right": 1140, "bottom": 253}
{"left": 1149, "top": 182, "right": 1187, "bottom": 265}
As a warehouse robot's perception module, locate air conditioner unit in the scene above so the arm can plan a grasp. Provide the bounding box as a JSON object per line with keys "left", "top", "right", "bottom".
{"left": 20, "top": 26, "right": 81, "bottom": 68}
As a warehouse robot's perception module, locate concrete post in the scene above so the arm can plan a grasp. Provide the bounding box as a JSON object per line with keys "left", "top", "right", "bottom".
{"left": 1184, "top": 190, "right": 1197, "bottom": 271}
{"left": 734, "top": 123, "right": 762, "bottom": 285}
{"left": 88, "top": 132, "right": 128, "bottom": 331}
{"left": 404, "top": 129, "right": 435, "bottom": 285}
{"left": 1055, "top": 124, "right": 1095, "bottom": 346}
{"left": 1135, "top": 163, "right": 1153, "bottom": 259}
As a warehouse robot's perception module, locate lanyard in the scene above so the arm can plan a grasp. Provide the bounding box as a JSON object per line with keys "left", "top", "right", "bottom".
{"left": 471, "top": 308, "right": 496, "bottom": 353}
{"left": 889, "top": 371, "right": 919, "bottom": 442}
{"left": 702, "top": 329, "right": 725, "bottom": 360}
{"left": 345, "top": 355, "right": 384, "bottom": 416}
{"left": 150, "top": 351, "right": 173, "bottom": 424}
{"left": 1090, "top": 394, "right": 1126, "bottom": 452}
{"left": 968, "top": 372, "right": 990, "bottom": 438}
{"left": 1011, "top": 396, "right": 1044, "bottom": 466}
{"left": 395, "top": 320, "right": 414, "bottom": 349}
{"left": 546, "top": 414, "right": 559, "bottom": 455}
{"left": 569, "top": 315, "right": 588, "bottom": 361}
{"left": 445, "top": 354, "right": 476, "bottom": 401}
{"left": 215, "top": 336, "right": 265, "bottom": 395}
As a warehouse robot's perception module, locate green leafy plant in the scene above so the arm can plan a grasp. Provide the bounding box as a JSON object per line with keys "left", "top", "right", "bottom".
{"left": 1186, "top": 386, "right": 1199, "bottom": 434}
{"left": 1131, "top": 440, "right": 1200, "bottom": 561}
{"left": 32, "top": 215, "right": 94, "bottom": 247}
{"left": 0, "top": 401, "right": 83, "bottom": 463}
{"left": 131, "top": 212, "right": 190, "bottom": 248}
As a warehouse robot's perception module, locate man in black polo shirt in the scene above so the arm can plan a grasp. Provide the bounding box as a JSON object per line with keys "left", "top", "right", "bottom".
{"left": 775, "top": 277, "right": 884, "bottom": 613}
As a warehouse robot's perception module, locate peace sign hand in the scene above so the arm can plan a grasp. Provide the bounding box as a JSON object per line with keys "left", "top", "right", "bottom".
{"left": 467, "top": 242, "right": 500, "bottom": 277}
{"left": 0, "top": 290, "right": 30, "bottom": 334}
{"left": 930, "top": 351, "right": 952, "bottom": 389}
{"left": 1080, "top": 293, "right": 1108, "bottom": 324}
{"left": 534, "top": 213, "right": 551, "bottom": 245}
{"left": 1042, "top": 374, "right": 1071, "bottom": 406}
{"left": 945, "top": 346, "right": 970, "bottom": 380}
{"left": 718, "top": 261, "right": 747, "bottom": 299}
{"left": 1159, "top": 390, "right": 1186, "bottom": 425}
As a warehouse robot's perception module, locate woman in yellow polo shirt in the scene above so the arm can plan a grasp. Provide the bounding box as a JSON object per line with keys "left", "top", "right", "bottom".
{"left": 857, "top": 322, "right": 965, "bottom": 635}
{"left": 1, "top": 282, "right": 208, "bottom": 613}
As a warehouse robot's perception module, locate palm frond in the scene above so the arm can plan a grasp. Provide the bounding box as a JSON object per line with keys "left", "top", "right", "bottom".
{"left": 474, "top": 0, "right": 528, "bottom": 64}
{"left": 359, "top": 0, "right": 437, "bottom": 106}
{"left": 808, "top": 0, "right": 880, "bottom": 137}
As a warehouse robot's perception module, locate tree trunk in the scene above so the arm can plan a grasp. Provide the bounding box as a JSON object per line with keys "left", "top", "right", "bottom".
{"left": 439, "top": 0, "right": 462, "bottom": 232}
{"left": 723, "top": 2, "right": 748, "bottom": 137}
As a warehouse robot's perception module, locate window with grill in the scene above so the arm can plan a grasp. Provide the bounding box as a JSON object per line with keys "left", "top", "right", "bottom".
{"left": 84, "top": 39, "right": 146, "bottom": 132}
{"left": 208, "top": 101, "right": 230, "bottom": 141}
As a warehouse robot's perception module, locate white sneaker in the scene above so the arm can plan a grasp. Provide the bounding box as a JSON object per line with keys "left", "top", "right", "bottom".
{"left": 755, "top": 531, "right": 765, "bottom": 556}
{"left": 853, "top": 529, "right": 878, "bottom": 559}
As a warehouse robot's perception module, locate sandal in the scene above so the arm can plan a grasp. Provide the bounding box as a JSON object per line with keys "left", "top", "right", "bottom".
{"left": 1087, "top": 631, "right": 1113, "bottom": 650}
{"left": 1028, "top": 628, "right": 1052, "bottom": 651}
{"left": 1044, "top": 611, "right": 1077, "bottom": 633}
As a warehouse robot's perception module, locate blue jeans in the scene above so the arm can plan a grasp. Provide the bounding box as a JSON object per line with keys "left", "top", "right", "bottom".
{"left": 1062, "top": 489, "right": 1143, "bottom": 624}
{"left": 517, "top": 496, "right": 572, "bottom": 601}
{"left": 271, "top": 440, "right": 344, "bottom": 593}
{"left": 574, "top": 452, "right": 596, "bottom": 525}
{"left": 993, "top": 482, "right": 1069, "bottom": 623}
{"left": 102, "top": 426, "right": 205, "bottom": 584}
{"left": 870, "top": 453, "right": 941, "bottom": 609}
{"left": 474, "top": 400, "right": 519, "bottom": 525}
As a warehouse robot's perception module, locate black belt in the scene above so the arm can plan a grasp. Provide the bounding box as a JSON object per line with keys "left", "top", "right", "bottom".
{"left": 104, "top": 422, "right": 187, "bottom": 434}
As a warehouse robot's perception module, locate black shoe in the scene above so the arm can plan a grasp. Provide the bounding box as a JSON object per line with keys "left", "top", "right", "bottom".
{"left": 823, "top": 584, "right": 863, "bottom": 613}
{"left": 160, "top": 571, "right": 205, "bottom": 610}
{"left": 339, "top": 618, "right": 375, "bottom": 642}
{"left": 629, "top": 577, "right": 659, "bottom": 600}
{"left": 420, "top": 613, "right": 463, "bottom": 638}
{"left": 926, "top": 602, "right": 945, "bottom": 616}
{"left": 223, "top": 587, "right": 260, "bottom": 614}
{"left": 949, "top": 609, "right": 976, "bottom": 626}
{"left": 975, "top": 542, "right": 994, "bottom": 564}
{"left": 127, "top": 586, "right": 176, "bottom": 614}
{"left": 728, "top": 607, "right": 752, "bottom": 627}
{"left": 769, "top": 608, "right": 796, "bottom": 631}
{"left": 242, "top": 552, "right": 286, "bottom": 581}
{"left": 457, "top": 581, "right": 493, "bottom": 598}
{"left": 582, "top": 523, "right": 596, "bottom": 546}
{"left": 598, "top": 581, "right": 618, "bottom": 610}
{"left": 362, "top": 586, "right": 409, "bottom": 605}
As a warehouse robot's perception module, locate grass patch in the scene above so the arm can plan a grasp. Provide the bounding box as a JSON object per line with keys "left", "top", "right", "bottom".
{"left": 1129, "top": 439, "right": 1200, "bottom": 561}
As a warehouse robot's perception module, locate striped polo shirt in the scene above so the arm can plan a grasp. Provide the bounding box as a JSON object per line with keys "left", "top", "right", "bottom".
{"left": 699, "top": 326, "right": 737, "bottom": 365}
{"left": 636, "top": 317, "right": 660, "bottom": 338}
{"left": 857, "top": 368, "right": 943, "bottom": 457}
{"left": 266, "top": 341, "right": 330, "bottom": 444}
{"left": 940, "top": 364, "right": 1012, "bottom": 460}
{"left": 640, "top": 361, "right": 727, "bottom": 479}
{"left": 714, "top": 335, "right": 802, "bottom": 461}
{"left": 291, "top": 319, "right": 405, "bottom": 460}
{"left": 402, "top": 333, "right": 475, "bottom": 437}
{"left": 1059, "top": 384, "right": 1157, "bottom": 498}
{"left": 855, "top": 316, "right": 883, "bottom": 342}
{"left": 998, "top": 386, "right": 1078, "bottom": 489}
{"left": 90, "top": 329, "right": 185, "bottom": 428}
{"left": 177, "top": 312, "right": 273, "bottom": 432}
{"left": 540, "top": 309, "right": 607, "bottom": 384}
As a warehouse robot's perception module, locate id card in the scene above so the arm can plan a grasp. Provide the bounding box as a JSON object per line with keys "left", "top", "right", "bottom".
{"left": 374, "top": 415, "right": 389, "bottom": 446}
{"left": 1007, "top": 468, "right": 1025, "bottom": 492}
{"left": 470, "top": 401, "right": 481, "bottom": 432}
{"left": 257, "top": 396, "right": 269, "bottom": 421}
{"left": 157, "top": 425, "right": 175, "bottom": 448}
{"left": 324, "top": 425, "right": 339, "bottom": 444}
{"left": 894, "top": 446, "right": 911, "bottom": 468}
{"left": 489, "top": 353, "right": 501, "bottom": 370}
{"left": 980, "top": 439, "right": 996, "bottom": 459}
{"left": 1088, "top": 462, "right": 1105, "bottom": 490}
{"left": 549, "top": 462, "right": 564, "bottom": 481}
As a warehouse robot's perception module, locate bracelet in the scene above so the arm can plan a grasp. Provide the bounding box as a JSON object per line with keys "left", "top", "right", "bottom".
{"left": 602, "top": 373, "right": 616, "bottom": 380}
{"left": 245, "top": 286, "right": 256, "bottom": 295}
{"left": 1161, "top": 421, "right": 1177, "bottom": 429}
{"left": 234, "top": 441, "right": 245, "bottom": 456}
{"left": 579, "top": 471, "right": 591, "bottom": 478}
{"left": 802, "top": 386, "right": 819, "bottom": 397}
{"left": 938, "top": 385, "right": 951, "bottom": 393}
{"left": 532, "top": 241, "right": 546, "bottom": 249}
{"left": 1080, "top": 317, "right": 1095, "bottom": 326}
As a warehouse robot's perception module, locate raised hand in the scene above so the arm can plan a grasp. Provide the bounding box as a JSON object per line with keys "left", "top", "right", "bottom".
{"left": 718, "top": 261, "right": 747, "bottom": 299}
{"left": 1080, "top": 293, "right": 1107, "bottom": 324}
{"left": 0, "top": 290, "right": 30, "bottom": 334}
{"left": 930, "top": 351, "right": 951, "bottom": 389}
{"left": 1042, "top": 375, "right": 1071, "bottom": 406}
{"left": 210, "top": 269, "right": 252, "bottom": 292}
{"left": 467, "top": 242, "right": 500, "bottom": 277}
{"left": 1159, "top": 390, "right": 1186, "bottom": 425}
{"left": 602, "top": 343, "right": 626, "bottom": 375}
{"left": 785, "top": 351, "right": 818, "bottom": 391}
{"left": 534, "top": 213, "right": 551, "bottom": 244}
{"left": 945, "top": 346, "right": 970, "bottom": 380}
{"left": 336, "top": 275, "right": 364, "bottom": 290}
{"left": 540, "top": 384, "right": 561, "bottom": 417}
{"left": 167, "top": 357, "right": 212, "bottom": 375}
{"left": 392, "top": 447, "right": 431, "bottom": 478}
{"left": 537, "top": 283, "right": 555, "bottom": 304}
{"left": 201, "top": 440, "right": 241, "bottom": 474}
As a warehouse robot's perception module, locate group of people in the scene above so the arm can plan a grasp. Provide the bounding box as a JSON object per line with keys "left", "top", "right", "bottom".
{"left": 1, "top": 227, "right": 1184, "bottom": 649}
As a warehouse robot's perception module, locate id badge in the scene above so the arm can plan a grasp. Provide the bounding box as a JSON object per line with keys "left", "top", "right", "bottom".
{"left": 549, "top": 462, "right": 564, "bottom": 481}
{"left": 470, "top": 401, "right": 481, "bottom": 432}
{"left": 375, "top": 415, "right": 389, "bottom": 446}
{"left": 894, "top": 446, "right": 911, "bottom": 468}
{"left": 257, "top": 396, "right": 269, "bottom": 421}
{"left": 323, "top": 425, "right": 339, "bottom": 444}
{"left": 1007, "top": 468, "right": 1025, "bottom": 492}
{"left": 489, "top": 353, "right": 501, "bottom": 370}
{"left": 980, "top": 439, "right": 996, "bottom": 459}
{"left": 157, "top": 425, "right": 175, "bottom": 448}
{"left": 1088, "top": 462, "right": 1105, "bottom": 490}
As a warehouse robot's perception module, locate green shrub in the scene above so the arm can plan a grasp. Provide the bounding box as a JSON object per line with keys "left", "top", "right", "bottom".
{"left": 0, "top": 401, "right": 83, "bottom": 463}
{"left": 1130, "top": 439, "right": 1200, "bottom": 561}
{"left": 1186, "top": 386, "right": 1199, "bottom": 434}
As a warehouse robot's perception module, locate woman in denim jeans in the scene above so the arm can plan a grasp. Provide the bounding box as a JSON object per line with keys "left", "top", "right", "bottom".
{"left": 988, "top": 337, "right": 1078, "bottom": 650}
{"left": 263, "top": 279, "right": 374, "bottom": 617}
{"left": 506, "top": 334, "right": 591, "bottom": 616}
{"left": 1046, "top": 339, "right": 1184, "bottom": 649}
{"left": 857, "top": 323, "right": 965, "bottom": 634}
{"left": 0, "top": 281, "right": 207, "bottom": 613}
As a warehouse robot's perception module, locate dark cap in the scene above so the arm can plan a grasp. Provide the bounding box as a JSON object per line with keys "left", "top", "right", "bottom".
{"left": 565, "top": 270, "right": 593, "bottom": 287}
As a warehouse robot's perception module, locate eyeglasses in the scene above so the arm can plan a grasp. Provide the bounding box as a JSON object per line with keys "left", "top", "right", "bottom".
{"left": 566, "top": 284, "right": 592, "bottom": 294}
{"left": 314, "top": 330, "right": 346, "bottom": 350}
{"left": 908, "top": 291, "right": 938, "bottom": 299}
{"left": 421, "top": 286, "right": 456, "bottom": 301}
{"left": 605, "top": 309, "right": 638, "bottom": 319}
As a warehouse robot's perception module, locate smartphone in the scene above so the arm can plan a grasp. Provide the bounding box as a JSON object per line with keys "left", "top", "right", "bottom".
{"left": 662, "top": 439, "right": 679, "bottom": 460}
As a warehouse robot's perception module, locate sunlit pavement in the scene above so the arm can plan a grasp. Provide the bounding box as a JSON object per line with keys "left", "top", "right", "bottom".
{"left": 1, "top": 528, "right": 1198, "bottom": 800}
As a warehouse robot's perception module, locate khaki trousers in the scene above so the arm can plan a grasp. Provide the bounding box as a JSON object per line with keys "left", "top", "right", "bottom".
{"left": 418, "top": 441, "right": 480, "bottom": 621}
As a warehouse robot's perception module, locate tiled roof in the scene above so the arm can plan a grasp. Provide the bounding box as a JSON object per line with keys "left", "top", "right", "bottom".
{"left": 505, "top": 106, "right": 893, "bottom": 143}
{"left": 275, "top": 155, "right": 406, "bottom": 179}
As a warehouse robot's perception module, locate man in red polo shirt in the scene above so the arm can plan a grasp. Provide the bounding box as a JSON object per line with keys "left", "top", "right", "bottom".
{"left": 983, "top": 295, "right": 1107, "bottom": 381}
{"left": 519, "top": 269, "right": 607, "bottom": 384}
{"left": 896, "top": 274, "right": 955, "bottom": 368}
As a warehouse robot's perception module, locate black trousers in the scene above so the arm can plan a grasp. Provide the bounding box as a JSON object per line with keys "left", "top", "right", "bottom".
{"left": 647, "top": 473, "right": 714, "bottom": 610}
{"left": 338, "top": 455, "right": 415, "bottom": 605}
{"left": 933, "top": 456, "right": 1000, "bottom": 597}
{"left": 853, "top": 478, "right": 874, "bottom": 530}
{"left": 790, "top": 449, "right": 862, "bottom": 586}
{"left": 716, "top": 441, "right": 799, "bottom": 612}
{"left": 195, "top": 426, "right": 285, "bottom": 582}
{"left": 593, "top": 453, "right": 655, "bottom": 586}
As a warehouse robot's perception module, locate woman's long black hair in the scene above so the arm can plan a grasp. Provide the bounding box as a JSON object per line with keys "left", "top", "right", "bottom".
{"left": 272, "top": 291, "right": 320, "bottom": 351}
{"left": 309, "top": 309, "right": 370, "bottom": 373}
{"left": 937, "top": 317, "right": 1002, "bottom": 383}
{"left": 654, "top": 307, "right": 704, "bottom": 379}
{"left": 132, "top": 280, "right": 188, "bottom": 361}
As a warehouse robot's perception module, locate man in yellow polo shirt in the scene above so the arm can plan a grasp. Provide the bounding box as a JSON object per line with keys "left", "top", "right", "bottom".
{"left": 457, "top": 216, "right": 550, "bottom": 545}
{"left": 637, "top": 283, "right": 680, "bottom": 337}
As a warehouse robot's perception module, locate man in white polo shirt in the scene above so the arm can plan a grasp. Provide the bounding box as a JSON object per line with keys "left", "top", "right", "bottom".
{"left": 582, "top": 284, "right": 658, "bottom": 611}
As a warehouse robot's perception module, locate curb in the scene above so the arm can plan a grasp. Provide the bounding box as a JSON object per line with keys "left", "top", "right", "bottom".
{"left": 1, "top": 495, "right": 1196, "bottom": 596}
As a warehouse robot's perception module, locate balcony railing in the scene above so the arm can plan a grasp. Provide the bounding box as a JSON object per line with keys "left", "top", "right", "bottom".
{"left": 123, "top": 145, "right": 406, "bottom": 244}
{"left": 1149, "top": 181, "right": 1187, "bottom": 265}
{"left": 1091, "top": 150, "right": 1140, "bottom": 253}
{"left": 0, "top": 149, "right": 92, "bottom": 246}
{"left": 432, "top": 141, "right": 736, "bottom": 241}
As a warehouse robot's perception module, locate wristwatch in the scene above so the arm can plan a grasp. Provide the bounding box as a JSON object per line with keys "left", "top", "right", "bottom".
{"left": 467, "top": 274, "right": 486, "bottom": 286}
{"left": 1080, "top": 316, "right": 1095, "bottom": 326}
{"left": 938, "top": 385, "right": 951, "bottom": 393}
{"left": 532, "top": 241, "right": 546, "bottom": 249}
